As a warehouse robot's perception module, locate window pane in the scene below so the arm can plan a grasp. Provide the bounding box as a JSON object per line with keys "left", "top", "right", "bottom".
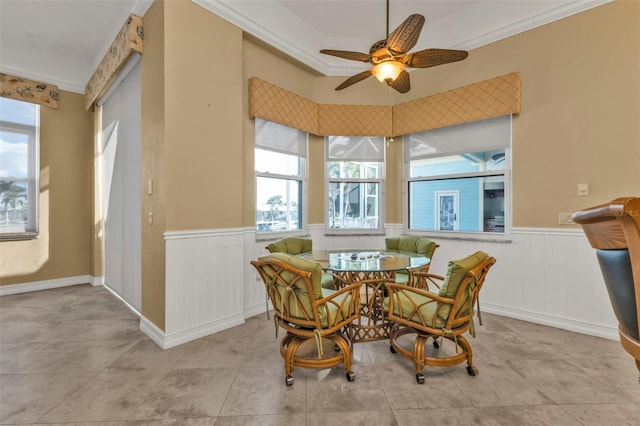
{"left": 0, "top": 130, "right": 29, "bottom": 178}
{"left": 0, "top": 97, "right": 37, "bottom": 126}
{"left": 328, "top": 181, "right": 379, "bottom": 229}
{"left": 255, "top": 148, "right": 300, "bottom": 176}
{"left": 410, "top": 149, "right": 505, "bottom": 178}
{"left": 256, "top": 176, "right": 301, "bottom": 232}
{"left": 409, "top": 175, "right": 504, "bottom": 233}
{"left": 327, "top": 161, "right": 380, "bottom": 179}
{"left": 0, "top": 179, "right": 28, "bottom": 230}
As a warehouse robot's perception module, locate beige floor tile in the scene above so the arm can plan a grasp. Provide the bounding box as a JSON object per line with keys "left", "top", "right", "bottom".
{"left": 37, "top": 369, "right": 166, "bottom": 423}
{"left": 394, "top": 407, "right": 490, "bottom": 426}
{"left": 129, "top": 368, "right": 235, "bottom": 420}
{"left": 0, "top": 372, "right": 95, "bottom": 424}
{"left": 478, "top": 405, "right": 582, "bottom": 426}
{"left": 561, "top": 403, "right": 640, "bottom": 425}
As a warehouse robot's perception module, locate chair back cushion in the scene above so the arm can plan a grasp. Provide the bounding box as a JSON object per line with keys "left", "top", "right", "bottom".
{"left": 385, "top": 235, "right": 437, "bottom": 257}
{"left": 438, "top": 251, "right": 488, "bottom": 299}
{"left": 596, "top": 249, "right": 639, "bottom": 340}
{"left": 267, "top": 237, "right": 312, "bottom": 255}
{"left": 258, "top": 253, "right": 323, "bottom": 319}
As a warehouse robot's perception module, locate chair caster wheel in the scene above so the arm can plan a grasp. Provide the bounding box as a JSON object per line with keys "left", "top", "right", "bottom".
{"left": 346, "top": 371, "right": 356, "bottom": 382}
{"left": 285, "top": 375, "right": 294, "bottom": 386}
{"left": 466, "top": 365, "right": 478, "bottom": 376}
{"left": 416, "top": 373, "right": 425, "bottom": 384}
{"left": 390, "top": 345, "right": 396, "bottom": 354}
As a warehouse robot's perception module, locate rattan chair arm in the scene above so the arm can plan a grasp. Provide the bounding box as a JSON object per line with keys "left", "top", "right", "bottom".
{"left": 386, "top": 282, "right": 454, "bottom": 305}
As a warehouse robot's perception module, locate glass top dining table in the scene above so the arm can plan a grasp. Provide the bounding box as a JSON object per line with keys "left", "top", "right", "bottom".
{"left": 296, "top": 249, "right": 431, "bottom": 343}
{"left": 296, "top": 249, "right": 430, "bottom": 273}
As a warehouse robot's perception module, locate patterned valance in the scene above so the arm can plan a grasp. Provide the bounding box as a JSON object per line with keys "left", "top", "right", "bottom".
{"left": 249, "top": 72, "right": 521, "bottom": 137}
{"left": 84, "top": 14, "right": 144, "bottom": 110}
{"left": 392, "top": 72, "right": 521, "bottom": 135}
{"left": 249, "top": 78, "right": 319, "bottom": 135}
{"left": 0, "top": 73, "right": 59, "bottom": 109}
{"left": 319, "top": 104, "right": 392, "bottom": 136}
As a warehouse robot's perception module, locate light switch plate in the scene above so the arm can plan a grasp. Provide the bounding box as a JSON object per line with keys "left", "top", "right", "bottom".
{"left": 577, "top": 183, "right": 589, "bottom": 196}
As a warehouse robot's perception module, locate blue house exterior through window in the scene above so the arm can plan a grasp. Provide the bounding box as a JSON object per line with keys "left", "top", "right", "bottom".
{"left": 405, "top": 116, "right": 511, "bottom": 235}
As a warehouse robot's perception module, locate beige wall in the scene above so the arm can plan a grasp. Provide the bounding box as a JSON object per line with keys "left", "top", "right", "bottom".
{"left": 140, "top": 0, "right": 167, "bottom": 329}
{"left": 0, "top": 90, "right": 93, "bottom": 286}
{"left": 164, "top": 1, "right": 243, "bottom": 231}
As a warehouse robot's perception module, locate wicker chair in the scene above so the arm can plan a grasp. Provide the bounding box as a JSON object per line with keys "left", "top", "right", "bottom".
{"left": 572, "top": 197, "right": 640, "bottom": 383}
{"left": 384, "top": 251, "right": 496, "bottom": 384}
{"left": 251, "top": 253, "right": 361, "bottom": 386}
{"left": 265, "top": 237, "right": 335, "bottom": 289}
{"left": 384, "top": 235, "right": 440, "bottom": 290}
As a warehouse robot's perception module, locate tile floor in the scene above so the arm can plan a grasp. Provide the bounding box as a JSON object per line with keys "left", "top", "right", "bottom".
{"left": 1, "top": 284, "right": 639, "bottom": 425}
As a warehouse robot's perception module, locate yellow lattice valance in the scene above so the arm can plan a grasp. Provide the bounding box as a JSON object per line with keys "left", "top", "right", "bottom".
{"left": 0, "top": 73, "right": 59, "bottom": 109}
{"left": 84, "top": 14, "right": 143, "bottom": 110}
{"left": 319, "top": 104, "right": 392, "bottom": 136}
{"left": 249, "top": 78, "right": 319, "bottom": 135}
{"left": 249, "top": 72, "right": 521, "bottom": 137}
{"left": 392, "top": 72, "right": 521, "bottom": 135}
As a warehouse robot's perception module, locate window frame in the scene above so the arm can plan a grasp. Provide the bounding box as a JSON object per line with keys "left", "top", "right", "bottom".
{"left": 254, "top": 119, "right": 308, "bottom": 239}
{"left": 324, "top": 136, "right": 386, "bottom": 235}
{"left": 0, "top": 99, "right": 40, "bottom": 240}
{"left": 403, "top": 116, "right": 512, "bottom": 241}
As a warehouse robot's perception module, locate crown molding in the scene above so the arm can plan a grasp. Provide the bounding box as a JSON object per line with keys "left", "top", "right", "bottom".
{"left": 194, "top": 0, "right": 613, "bottom": 77}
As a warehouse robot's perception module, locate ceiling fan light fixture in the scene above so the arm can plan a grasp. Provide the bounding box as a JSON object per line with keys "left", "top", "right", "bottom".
{"left": 371, "top": 61, "right": 405, "bottom": 83}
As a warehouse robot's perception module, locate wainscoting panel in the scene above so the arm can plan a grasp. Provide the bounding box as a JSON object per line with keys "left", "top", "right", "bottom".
{"left": 164, "top": 229, "right": 245, "bottom": 345}
{"left": 411, "top": 228, "right": 618, "bottom": 340}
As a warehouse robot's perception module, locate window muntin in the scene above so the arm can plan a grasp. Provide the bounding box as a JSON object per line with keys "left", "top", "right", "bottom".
{"left": 326, "top": 136, "right": 385, "bottom": 233}
{"left": 0, "top": 97, "right": 39, "bottom": 239}
{"left": 405, "top": 115, "right": 510, "bottom": 236}
{"left": 255, "top": 118, "right": 307, "bottom": 235}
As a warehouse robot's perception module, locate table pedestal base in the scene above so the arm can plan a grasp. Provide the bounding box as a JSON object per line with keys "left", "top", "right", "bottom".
{"left": 334, "top": 270, "right": 394, "bottom": 343}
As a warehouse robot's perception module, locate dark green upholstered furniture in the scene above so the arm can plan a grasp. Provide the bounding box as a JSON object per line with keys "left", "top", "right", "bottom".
{"left": 266, "top": 237, "right": 335, "bottom": 289}
{"left": 384, "top": 251, "right": 496, "bottom": 384}
{"left": 251, "top": 253, "right": 361, "bottom": 386}
{"left": 573, "top": 197, "right": 640, "bottom": 383}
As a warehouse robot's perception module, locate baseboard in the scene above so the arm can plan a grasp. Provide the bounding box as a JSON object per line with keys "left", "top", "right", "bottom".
{"left": 139, "top": 313, "right": 246, "bottom": 350}
{"left": 244, "top": 300, "right": 270, "bottom": 320}
{"left": 0, "top": 275, "right": 94, "bottom": 296}
{"left": 481, "top": 302, "right": 620, "bottom": 341}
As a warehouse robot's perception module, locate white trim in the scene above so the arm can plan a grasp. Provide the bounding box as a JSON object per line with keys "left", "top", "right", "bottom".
{"left": 512, "top": 227, "right": 583, "bottom": 236}
{"left": 481, "top": 302, "right": 619, "bottom": 341}
{"left": 453, "top": 0, "right": 613, "bottom": 51}
{"left": 0, "top": 275, "right": 93, "bottom": 296}
{"left": 139, "top": 313, "right": 245, "bottom": 350}
{"left": 92, "top": 276, "right": 105, "bottom": 287}
{"left": 164, "top": 227, "right": 246, "bottom": 240}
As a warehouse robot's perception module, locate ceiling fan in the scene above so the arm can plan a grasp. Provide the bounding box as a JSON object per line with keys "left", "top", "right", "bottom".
{"left": 319, "top": 0, "right": 469, "bottom": 93}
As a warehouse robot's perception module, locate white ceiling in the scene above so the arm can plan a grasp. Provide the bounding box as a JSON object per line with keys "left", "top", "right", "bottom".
{"left": 0, "top": 0, "right": 611, "bottom": 94}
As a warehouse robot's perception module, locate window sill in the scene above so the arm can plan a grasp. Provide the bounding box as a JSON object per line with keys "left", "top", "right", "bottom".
{"left": 407, "top": 230, "right": 512, "bottom": 243}
{"left": 0, "top": 232, "right": 39, "bottom": 242}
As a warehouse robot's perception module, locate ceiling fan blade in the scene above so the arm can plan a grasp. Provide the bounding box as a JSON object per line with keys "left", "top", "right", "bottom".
{"left": 386, "top": 14, "right": 425, "bottom": 55}
{"left": 388, "top": 70, "right": 410, "bottom": 93}
{"left": 320, "top": 49, "right": 371, "bottom": 62}
{"left": 335, "top": 70, "right": 373, "bottom": 91}
{"left": 405, "top": 48, "right": 469, "bottom": 68}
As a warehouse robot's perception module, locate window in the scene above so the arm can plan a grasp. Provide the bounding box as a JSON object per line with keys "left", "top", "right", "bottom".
{"left": 0, "top": 97, "right": 39, "bottom": 239}
{"left": 255, "top": 118, "right": 307, "bottom": 235}
{"left": 405, "top": 115, "right": 511, "bottom": 236}
{"left": 326, "top": 136, "right": 385, "bottom": 234}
